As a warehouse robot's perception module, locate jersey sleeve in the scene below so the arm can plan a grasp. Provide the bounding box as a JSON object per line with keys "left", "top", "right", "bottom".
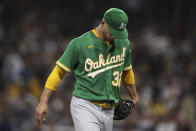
{"left": 56, "top": 39, "right": 78, "bottom": 72}
{"left": 123, "top": 43, "right": 132, "bottom": 71}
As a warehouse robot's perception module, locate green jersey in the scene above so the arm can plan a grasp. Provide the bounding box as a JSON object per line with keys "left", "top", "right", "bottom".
{"left": 56, "top": 29, "right": 132, "bottom": 103}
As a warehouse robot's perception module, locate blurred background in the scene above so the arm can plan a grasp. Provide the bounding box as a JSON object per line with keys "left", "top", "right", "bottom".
{"left": 0, "top": 0, "right": 196, "bottom": 131}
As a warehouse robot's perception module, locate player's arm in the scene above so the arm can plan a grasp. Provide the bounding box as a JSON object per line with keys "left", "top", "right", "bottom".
{"left": 36, "top": 65, "right": 66, "bottom": 125}
{"left": 122, "top": 69, "right": 138, "bottom": 104}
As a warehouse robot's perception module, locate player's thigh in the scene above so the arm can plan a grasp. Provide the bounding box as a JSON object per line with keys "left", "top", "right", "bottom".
{"left": 72, "top": 116, "right": 100, "bottom": 131}
{"left": 102, "top": 108, "right": 115, "bottom": 131}
{"left": 102, "top": 119, "right": 113, "bottom": 131}
{"left": 70, "top": 96, "right": 101, "bottom": 131}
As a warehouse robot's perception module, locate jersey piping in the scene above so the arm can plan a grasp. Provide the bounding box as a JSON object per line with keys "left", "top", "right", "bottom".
{"left": 56, "top": 60, "right": 71, "bottom": 72}
{"left": 124, "top": 65, "right": 132, "bottom": 71}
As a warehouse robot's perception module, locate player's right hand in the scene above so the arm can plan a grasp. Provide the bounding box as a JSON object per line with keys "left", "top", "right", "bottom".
{"left": 35, "top": 102, "right": 48, "bottom": 126}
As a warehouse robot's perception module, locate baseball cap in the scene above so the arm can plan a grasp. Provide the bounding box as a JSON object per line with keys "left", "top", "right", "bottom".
{"left": 104, "top": 8, "right": 128, "bottom": 39}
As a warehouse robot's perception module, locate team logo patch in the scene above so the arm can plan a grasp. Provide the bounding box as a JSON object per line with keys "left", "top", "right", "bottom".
{"left": 118, "top": 22, "right": 126, "bottom": 30}
{"left": 88, "top": 45, "right": 93, "bottom": 48}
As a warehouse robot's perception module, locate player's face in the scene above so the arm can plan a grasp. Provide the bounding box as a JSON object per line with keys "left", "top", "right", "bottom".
{"left": 102, "top": 21, "right": 114, "bottom": 42}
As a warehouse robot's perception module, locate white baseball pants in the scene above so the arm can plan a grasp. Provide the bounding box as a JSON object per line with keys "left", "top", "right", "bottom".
{"left": 70, "top": 96, "right": 115, "bottom": 131}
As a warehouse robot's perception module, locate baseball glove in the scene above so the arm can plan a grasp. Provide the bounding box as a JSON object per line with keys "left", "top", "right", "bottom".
{"left": 113, "top": 98, "right": 135, "bottom": 120}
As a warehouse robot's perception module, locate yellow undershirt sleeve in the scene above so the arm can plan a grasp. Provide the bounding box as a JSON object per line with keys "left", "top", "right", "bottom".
{"left": 45, "top": 65, "right": 66, "bottom": 90}
{"left": 122, "top": 69, "right": 135, "bottom": 85}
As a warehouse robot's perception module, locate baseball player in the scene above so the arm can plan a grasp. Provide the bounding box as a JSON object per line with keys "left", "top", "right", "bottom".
{"left": 36, "top": 8, "right": 138, "bottom": 131}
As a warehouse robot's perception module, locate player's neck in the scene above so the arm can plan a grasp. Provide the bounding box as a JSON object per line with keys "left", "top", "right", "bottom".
{"left": 95, "top": 26, "right": 104, "bottom": 41}
{"left": 95, "top": 27, "right": 111, "bottom": 46}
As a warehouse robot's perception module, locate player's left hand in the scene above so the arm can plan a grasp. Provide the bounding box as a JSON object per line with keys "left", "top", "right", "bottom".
{"left": 132, "top": 96, "right": 139, "bottom": 105}
{"left": 113, "top": 98, "right": 135, "bottom": 120}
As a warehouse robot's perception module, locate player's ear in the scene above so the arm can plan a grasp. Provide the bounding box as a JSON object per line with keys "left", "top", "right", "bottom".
{"left": 100, "top": 19, "right": 106, "bottom": 27}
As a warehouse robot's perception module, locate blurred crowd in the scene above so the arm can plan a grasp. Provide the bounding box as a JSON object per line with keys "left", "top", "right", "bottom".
{"left": 0, "top": 0, "right": 196, "bottom": 131}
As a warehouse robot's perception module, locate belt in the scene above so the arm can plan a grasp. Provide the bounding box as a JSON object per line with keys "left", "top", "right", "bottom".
{"left": 92, "top": 100, "right": 115, "bottom": 109}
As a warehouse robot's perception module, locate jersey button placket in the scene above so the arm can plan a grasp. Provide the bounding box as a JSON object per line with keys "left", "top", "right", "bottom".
{"left": 105, "top": 46, "right": 112, "bottom": 101}
{"left": 104, "top": 51, "right": 109, "bottom": 101}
